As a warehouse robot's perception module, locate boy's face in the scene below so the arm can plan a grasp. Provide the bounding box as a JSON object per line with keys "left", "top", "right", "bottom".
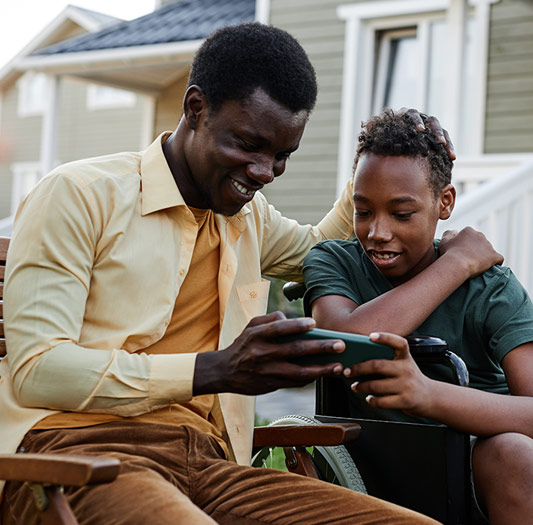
{"left": 353, "top": 153, "right": 454, "bottom": 286}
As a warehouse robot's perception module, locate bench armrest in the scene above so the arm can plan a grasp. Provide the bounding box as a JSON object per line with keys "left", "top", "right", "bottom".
{"left": 0, "top": 454, "right": 120, "bottom": 486}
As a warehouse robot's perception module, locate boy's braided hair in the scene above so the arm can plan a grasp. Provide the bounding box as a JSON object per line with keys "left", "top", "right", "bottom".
{"left": 354, "top": 109, "right": 453, "bottom": 198}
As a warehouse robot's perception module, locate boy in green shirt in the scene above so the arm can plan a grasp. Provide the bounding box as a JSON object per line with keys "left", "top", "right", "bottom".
{"left": 303, "top": 110, "right": 533, "bottom": 524}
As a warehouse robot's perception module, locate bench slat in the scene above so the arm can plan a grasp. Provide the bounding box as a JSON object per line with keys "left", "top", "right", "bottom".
{"left": 0, "top": 237, "right": 9, "bottom": 263}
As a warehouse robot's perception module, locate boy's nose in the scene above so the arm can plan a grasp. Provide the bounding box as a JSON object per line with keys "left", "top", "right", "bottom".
{"left": 368, "top": 219, "right": 393, "bottom": 242}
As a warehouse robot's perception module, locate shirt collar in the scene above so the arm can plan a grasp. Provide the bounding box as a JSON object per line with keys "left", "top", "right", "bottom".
{"left": 140, "top": 132, "right": 252, "bottom": 224}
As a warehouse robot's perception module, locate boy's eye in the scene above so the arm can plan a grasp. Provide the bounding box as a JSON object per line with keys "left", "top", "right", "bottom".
{"left": 394, "top": 212, "right": 414, "bottom": 220}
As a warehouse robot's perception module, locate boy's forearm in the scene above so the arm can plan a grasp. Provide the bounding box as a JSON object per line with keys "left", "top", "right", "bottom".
{"left": 421, "top": 380, "right": 533, "bottom": 438}
{"left": 329, "top": 251, "right": 473, "bottom": 336}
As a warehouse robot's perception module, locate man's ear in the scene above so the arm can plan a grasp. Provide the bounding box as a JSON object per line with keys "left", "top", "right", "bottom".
{"left": 183, "top": 85, "right": 207, "bottom": 130}
{"left": 439, "top": 184, "right": 456, "bottom": 220}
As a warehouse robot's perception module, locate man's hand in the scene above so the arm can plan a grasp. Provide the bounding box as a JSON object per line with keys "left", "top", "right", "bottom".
{"left": 439, "top": 227, "right": 504, "bottom": 278}
{"left": 347, "top": 332, "right": 435, "bottom": 417}
{"left": 193, "top": 311, "right": 346, "bottom": 396}
{"left": 400, "top": 108, "right": 456, "bottom": 160}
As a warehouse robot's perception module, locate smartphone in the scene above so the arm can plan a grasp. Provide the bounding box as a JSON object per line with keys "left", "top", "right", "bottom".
{"left": 281, "top": 327, "right": 394, "bottom": 367}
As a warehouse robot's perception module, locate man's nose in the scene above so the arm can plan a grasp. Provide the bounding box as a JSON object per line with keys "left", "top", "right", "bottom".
{"left": 246, "top": 158, "right": 275, "bottom": 185}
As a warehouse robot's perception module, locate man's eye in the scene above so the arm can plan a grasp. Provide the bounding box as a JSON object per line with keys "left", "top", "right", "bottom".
{"left": 276, "top": 152, "right": 291, "bottom": 162}
{"left": 239, "top": 139, "right": 258, "bottom": 151}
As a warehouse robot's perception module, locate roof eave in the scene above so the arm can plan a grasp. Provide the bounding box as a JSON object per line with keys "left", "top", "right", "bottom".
{"left": 15, "top": 39, "right": 204, "bottom": 75}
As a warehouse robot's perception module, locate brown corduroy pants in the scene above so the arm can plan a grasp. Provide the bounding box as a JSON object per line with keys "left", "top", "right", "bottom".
{"left": 0, "top": 422, "right": 436, "bottom": 525}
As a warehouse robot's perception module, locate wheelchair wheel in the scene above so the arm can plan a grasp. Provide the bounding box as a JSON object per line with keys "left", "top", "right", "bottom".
{"left": 251, "top": 414, "right": 367, "bottom": 494}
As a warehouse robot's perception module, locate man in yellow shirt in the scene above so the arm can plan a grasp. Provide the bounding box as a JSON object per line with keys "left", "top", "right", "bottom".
{"left": 1, "top": 22, "right": 467, "bottom": 524}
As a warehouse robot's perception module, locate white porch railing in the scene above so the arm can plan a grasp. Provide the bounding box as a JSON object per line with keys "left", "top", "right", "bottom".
{"left": 437, "top": 159, "right": 533, "bottom": 297}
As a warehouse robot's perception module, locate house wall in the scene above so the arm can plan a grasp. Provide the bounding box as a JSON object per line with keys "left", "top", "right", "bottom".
{"left": 0, "top": 79, "right": 42, "bottom": 217}
{"left": 0, "top": 76, "right": 148, "bottom": 219}
{"left": 57, "top": 77, "right": 147, "bottom": 160}
{"left": 154, "top": 72, "right": 189, "bottom": 136}
{"left": 485, "top": 0, "right": 533, "bottom": 153}
{"left": 262, "top": 0, "right": 351, "bottom": 225}
{"left": 266, "top": 0, "right": 533, "bottom": 225}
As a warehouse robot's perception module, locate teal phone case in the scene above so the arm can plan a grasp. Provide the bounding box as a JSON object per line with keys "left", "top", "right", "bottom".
{"left": 282, "top": 328, "right": 395, "bottom": 366}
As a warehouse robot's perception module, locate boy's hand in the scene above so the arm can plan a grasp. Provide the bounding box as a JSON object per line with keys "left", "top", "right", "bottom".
{"left": 347, "top": 332, "right": 435, "bottom": 417}
{"left": 193, "top": 311, "right": 345, "bottom": 396}
{"left": 439, "top": 227, "right": 503, "bottom": 278}
{"left": 400, "top": 108, "right": 456, "bottom": 160}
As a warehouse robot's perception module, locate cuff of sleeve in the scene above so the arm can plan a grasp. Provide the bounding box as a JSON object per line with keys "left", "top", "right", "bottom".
{"left": 149, "top": 353, "right": 197, "bottom": 407}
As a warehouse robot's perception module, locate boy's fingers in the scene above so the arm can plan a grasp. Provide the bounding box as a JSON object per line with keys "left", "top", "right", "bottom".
{"left": 369, "top": 332, "right": 410, "bottom": 359}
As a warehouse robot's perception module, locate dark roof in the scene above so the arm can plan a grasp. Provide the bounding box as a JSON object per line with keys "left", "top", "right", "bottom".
{"left": 35, "top": 0, "right": 256, "bottom": 56}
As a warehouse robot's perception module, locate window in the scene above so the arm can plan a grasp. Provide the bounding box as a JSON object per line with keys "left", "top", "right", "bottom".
{"left": 372, "top": 16, "right": 475, "bottom": 147}
{"left": 17, "top": 72, "right": 49, "bottom": 117}
{"left": 86, "top": 84, "right": 137, "bottom": 110}
{"left": 336, "top": 0, "right": 496, "bottom": 194}
{"left": 11, "top": 163, "right": 40, "bottom": 214}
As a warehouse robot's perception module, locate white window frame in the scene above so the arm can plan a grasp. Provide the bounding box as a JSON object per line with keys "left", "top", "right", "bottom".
{"left": 86, "top": 84, "right": 137, "bottom": 111}
{"left": 17, "top": 72, "right": 50, "bottom": 117}
{"left": 10, "top": 162, "right": 41, "bottom": 214}
{"left": 336, "top": 0, "right": 497, "bottom": 195}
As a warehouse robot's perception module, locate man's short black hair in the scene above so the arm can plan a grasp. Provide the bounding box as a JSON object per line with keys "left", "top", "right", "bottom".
{"left": 354, "top": 110, "right": 453, "bottom": 198}
{"left": 188, "top": 22, "right": 317, "bottom": 114}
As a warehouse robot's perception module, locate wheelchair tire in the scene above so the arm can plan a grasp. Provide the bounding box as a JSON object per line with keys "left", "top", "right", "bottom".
{"left": 251, "top": 414, "right": 367, "bottom": 494}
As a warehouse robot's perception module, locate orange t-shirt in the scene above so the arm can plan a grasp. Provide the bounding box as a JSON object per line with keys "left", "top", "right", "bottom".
{"left": 34, "top": 207, "right": 228, "bottom": 457}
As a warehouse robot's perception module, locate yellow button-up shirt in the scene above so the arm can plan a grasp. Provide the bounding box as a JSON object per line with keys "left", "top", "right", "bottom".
{"left": 0, "top": 133, "right": 353, "bottom": 492}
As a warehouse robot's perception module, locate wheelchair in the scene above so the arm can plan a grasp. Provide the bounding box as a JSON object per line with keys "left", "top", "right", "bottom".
{"left": 253, "top": 281, "right": 475, "bottom": 525}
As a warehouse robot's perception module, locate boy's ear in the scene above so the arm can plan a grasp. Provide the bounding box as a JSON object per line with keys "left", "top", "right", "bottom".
{"left": 183, "top": 85, "right": 207, "bottom": 130}
{"left": 439, "top": 184, "right": 456, "bottom": 220}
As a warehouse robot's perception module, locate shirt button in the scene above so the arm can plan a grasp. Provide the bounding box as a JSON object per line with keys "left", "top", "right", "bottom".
{"left": 178, "top": 269, "right": 185, "bottom": 277}
{"left": 249, "top": 291, "right": 257, "bottom": 299}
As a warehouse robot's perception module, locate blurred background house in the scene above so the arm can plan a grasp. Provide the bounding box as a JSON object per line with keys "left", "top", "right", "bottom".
{"left": 0, "top": 0, "right": 531, "bottom": 295}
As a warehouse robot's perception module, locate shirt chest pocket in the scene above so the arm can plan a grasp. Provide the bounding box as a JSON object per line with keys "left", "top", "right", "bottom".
{"left": 236, "top": 279, "right": 271, "bottom": 321}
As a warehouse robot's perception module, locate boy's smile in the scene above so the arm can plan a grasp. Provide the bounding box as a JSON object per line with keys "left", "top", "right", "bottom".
{"left": 353, "top": 153, "right": 454, "bottom": 286}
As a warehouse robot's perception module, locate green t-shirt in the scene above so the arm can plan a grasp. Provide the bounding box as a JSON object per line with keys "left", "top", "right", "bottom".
{"left": 303, "top": 239, "right": 533, "bottom": 396}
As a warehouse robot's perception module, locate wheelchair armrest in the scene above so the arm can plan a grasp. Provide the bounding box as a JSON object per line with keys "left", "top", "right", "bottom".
{"left": 282, "top": 281, "right": 306, "bottom": 302}
{"left": 407, "top": 335, "right": 469, "bottom": 387}
{"left": 0, "top": 454, "right": 120, "bottom": 486}
{"left": 253, "top": 423, "right": 360, "bottom": 448}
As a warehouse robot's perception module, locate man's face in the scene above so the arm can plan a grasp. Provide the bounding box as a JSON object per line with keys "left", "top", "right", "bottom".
{"left": 353, "top": 153, "right": 451, "bottom": 286}
{"left": 183, "top": 88, "right": 308, "bottom": 216}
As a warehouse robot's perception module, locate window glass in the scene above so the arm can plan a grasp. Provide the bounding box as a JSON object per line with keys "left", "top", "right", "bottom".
{"left": 11, "top": 164, "right": 40, "bottom": 214}
{"left": 384, "top": 35, "right": 418, "bottom": 110}
{"left": 17, "top": 73, "right": 49, "bottom": 117}
{"left": 86, "top": 84, "right": 137, "bottom": 110}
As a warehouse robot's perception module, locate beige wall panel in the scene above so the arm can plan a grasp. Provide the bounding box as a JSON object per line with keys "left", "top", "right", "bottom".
{"left": 262, "top": 0, "right": 349, "bottom": 223}
{"left": 154, "top": 73, "right": 189, "bottom": 136}
{"left": 0, "top": 80, "right": 41, "bottom": 217}
{"left": 485, "top": 0, "right": 533, "bottom": 153}
{"left": 57, "top": 78, "right": 147, "bottom": 163}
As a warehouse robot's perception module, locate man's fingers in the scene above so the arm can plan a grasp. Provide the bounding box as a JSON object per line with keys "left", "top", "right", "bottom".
{"left": 442, "top": 128, "right": 456, "bottom": 160}
{"left": 246, "top": 311, "right": 287, "bottom": 328}
{"left": 401, "top": 107, "right": 425, "bottom": 131}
